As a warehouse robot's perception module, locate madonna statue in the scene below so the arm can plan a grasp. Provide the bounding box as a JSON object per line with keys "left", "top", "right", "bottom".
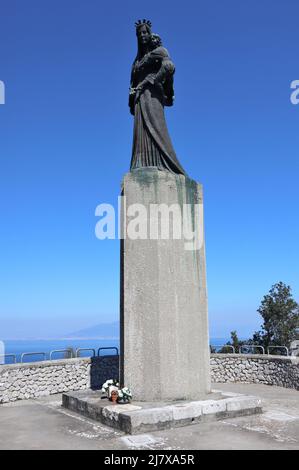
{"left": 129, "top": 20, "right": 186, "bottom": 175}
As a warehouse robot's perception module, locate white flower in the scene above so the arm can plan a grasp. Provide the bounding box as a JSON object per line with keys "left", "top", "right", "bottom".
{"left": 121, "top": 387, "right": 132, "bottom": 398}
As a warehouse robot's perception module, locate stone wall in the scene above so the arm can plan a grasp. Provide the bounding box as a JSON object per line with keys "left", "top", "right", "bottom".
{"left": 0, "top": 354, "right": 298, "bottom": 404}
{"left": 211, "top": 354, "right": 299, "bottom": 390}
{"left": 0, "top": 356, "right": 119, "bottom": 403}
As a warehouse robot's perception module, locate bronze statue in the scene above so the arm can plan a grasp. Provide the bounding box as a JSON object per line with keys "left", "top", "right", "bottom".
{"left": 129, "top": 20, "right": 186, "bottom": 175}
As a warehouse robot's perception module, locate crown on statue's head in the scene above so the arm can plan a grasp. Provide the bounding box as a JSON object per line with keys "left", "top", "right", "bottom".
{"left": 135, "top": 19, "right": 152, "bottom": 30}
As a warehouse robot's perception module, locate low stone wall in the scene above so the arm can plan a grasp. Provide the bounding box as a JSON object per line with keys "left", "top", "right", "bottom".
{"left": 1, "top": 354, "right": 298, "bottom": 404}
{"left": 211, "top": 354, "right": 299, "bottom": 390}
{"left": 0, "top": 356, "right": 118, "bottom": 404}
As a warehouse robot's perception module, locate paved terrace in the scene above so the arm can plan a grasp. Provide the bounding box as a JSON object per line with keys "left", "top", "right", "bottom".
{"left": 0, "top": 383, "right": 298, "bottom": 450}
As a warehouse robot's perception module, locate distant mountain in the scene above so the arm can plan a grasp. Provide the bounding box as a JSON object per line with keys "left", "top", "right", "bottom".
{"left": 64, "top": 321, "right": 119, "bottom": 339}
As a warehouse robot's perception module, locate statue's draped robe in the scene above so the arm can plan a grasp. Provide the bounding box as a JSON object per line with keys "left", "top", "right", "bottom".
{"left": 129, "top": 47, "right": 185, "bottom": 175}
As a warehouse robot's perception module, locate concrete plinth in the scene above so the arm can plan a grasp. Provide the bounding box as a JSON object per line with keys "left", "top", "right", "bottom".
{"left": 120, "top": 168, "right": 211, "bottom": 401}
{"left": 62, "top": 389, "right": 262, "bottom": 435}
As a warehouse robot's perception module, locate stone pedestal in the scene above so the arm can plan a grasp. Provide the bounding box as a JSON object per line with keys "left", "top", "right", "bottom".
{"left": 62, "top": 389, "right": 262, "bottom": 435}
{"left": 120, "top": 168, "right": 211, "bottom": 401}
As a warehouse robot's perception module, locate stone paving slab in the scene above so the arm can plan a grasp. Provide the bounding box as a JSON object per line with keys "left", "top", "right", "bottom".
{"left": 62, "top": 389, "right": 262, "bottom": 434}
{"left": 1, "top": 383, "right": 299, "bottom": 449}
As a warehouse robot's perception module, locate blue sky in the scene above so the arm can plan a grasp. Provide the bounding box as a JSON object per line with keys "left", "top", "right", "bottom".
{"left": 0, "top": 0, "right": 298, "bottom": 339}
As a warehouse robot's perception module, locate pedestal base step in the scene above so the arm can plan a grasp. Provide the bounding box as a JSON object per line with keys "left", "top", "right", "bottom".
{"left": 62, "top": 389, "right": 262, "bottom": 435}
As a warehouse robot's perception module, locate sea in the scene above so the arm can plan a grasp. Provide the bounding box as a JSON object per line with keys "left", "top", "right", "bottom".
{"left": 0, "top": 337, "right": 229, "bottom": 364}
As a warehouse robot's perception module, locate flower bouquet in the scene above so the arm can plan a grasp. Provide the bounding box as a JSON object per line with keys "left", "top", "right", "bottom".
{"left": 117, "top": 387, "right": 132, "bottom": 404}
{"left": 101, "top": 379, "right": 132, "bottom": 404}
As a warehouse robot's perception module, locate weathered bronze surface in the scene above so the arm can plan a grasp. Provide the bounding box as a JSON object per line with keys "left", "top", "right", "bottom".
{"left": 129, "top": 20, "right": 186, "bottom": 175}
